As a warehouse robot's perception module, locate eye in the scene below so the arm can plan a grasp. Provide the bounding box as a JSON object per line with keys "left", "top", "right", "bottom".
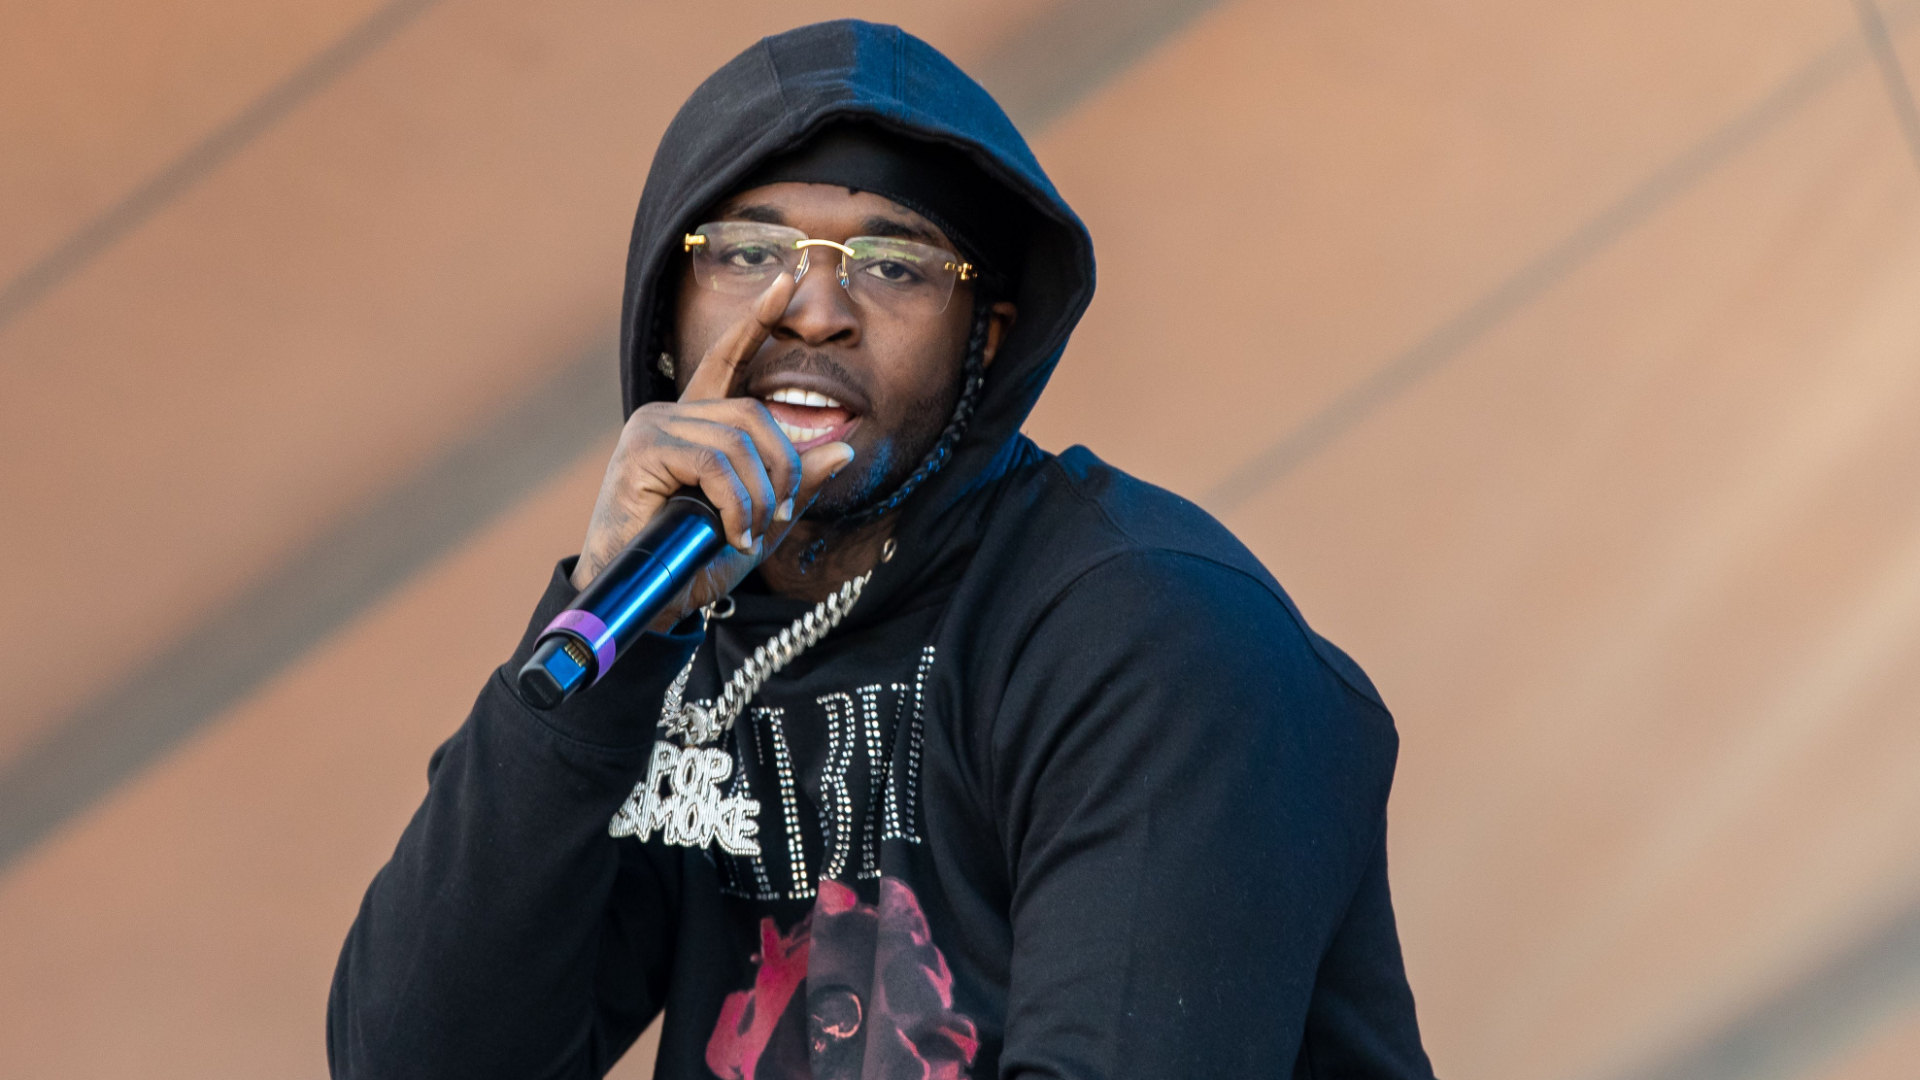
{"left": 722, "top": 244, "right": 780, "bottom": 270}
{"left": 862, "top": 259, "right": 922, "bottom": 284}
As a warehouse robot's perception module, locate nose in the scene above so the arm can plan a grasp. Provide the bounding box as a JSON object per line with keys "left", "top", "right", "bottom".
{"left": 774, "top": 251, "right": 861, "bottom": 347}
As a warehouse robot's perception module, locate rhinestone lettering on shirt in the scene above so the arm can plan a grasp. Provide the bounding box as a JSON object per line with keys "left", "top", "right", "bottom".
{"left": 611, "top": 646, "right": 939, "bottom": 901}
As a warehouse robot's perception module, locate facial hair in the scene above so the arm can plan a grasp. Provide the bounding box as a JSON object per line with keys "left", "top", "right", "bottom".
{"left": 718, "top": 335, "right": 966, "bottom": 525}
{"left": 806, "top": 376, "right": 958, "bottom": 522}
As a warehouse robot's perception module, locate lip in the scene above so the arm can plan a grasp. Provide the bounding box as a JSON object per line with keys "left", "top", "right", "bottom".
{"left": 747, "top": 370, "right": 872, "bottom": 417}
{"left": 748, "top": 368, "right": 869, "bottom": 452}
{"left": 772, "top": 411, "right": 860, "bottom": 453}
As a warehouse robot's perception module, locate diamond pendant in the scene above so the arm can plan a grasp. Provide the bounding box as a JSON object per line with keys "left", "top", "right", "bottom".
{"left": 662, "top": 700, "right": 723, "bottom": 746}
{"left": 609, "top": 739, "right": 761, "bottom": 856}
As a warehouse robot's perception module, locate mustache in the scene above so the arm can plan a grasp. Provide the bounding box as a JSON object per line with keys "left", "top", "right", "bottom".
{"left": 741, "top": 346, "right": 872, "bottom": 404}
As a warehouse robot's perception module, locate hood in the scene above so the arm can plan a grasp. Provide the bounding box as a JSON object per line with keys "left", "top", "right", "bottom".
{"left": 617, "top": 20, "right": 1096, "bottom": 600}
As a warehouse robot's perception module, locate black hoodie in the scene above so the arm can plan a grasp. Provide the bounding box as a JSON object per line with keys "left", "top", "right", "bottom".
{"left": 328, "top": 20, "right": 1434, "bottom": 1080}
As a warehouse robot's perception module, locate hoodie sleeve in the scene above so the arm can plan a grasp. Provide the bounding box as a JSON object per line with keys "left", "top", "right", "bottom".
{"left": 990, "top": 550, "right": 1434, "bottom": 1079}
{"left": 327, "top": 560, "right": 698, "bottom": 1080}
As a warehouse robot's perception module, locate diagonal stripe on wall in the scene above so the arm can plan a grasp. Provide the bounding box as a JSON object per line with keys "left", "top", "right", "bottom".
{"left": 6, "top": 5, "right": 1920, "bottom": 1080}
{"left": 1599, "top": 898, "right": 1920, "bottom": 1080}
{"left": 1201, "top": 0, "right": 1920, "bottom": 515}
{"left": 0, "top": 0, "right": 450, "bottom": 333}
{"left": 1856, "top": 0, "right": 1920, "bottom": 172}
{"left": 0, "top": 0, "right": 1235, "bottom": 871}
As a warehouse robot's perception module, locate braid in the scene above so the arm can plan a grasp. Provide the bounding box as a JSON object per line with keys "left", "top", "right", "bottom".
{"left": 833, "top": 295, "right": 993, "bottom": 529}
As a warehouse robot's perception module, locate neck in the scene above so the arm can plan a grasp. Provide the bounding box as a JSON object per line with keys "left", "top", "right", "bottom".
{"left": 759, "top": 515, "right": 896, "bottom": 601}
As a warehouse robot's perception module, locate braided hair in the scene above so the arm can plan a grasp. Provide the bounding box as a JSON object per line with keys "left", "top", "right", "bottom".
{"left": 831, "top": 293, "right": 992, "bottom": 529}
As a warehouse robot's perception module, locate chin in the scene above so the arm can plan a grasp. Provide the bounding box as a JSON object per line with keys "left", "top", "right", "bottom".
{"left": 805, "top": 445, "right": 902, "bottom": 522}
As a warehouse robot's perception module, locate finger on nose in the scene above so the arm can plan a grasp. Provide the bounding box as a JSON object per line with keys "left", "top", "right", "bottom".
{"left": 755, "top": 270, "right": 796, "bottom": 325}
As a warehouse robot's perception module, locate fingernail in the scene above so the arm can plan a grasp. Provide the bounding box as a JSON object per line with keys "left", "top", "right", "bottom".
{"left": 774, "top": 498, "right": 793, "bottom": 522}
{"left": 829, "top": 444, "right": 856, "bottom": 475}
{"left": 737, "top": 530, "right": 754, "bottom": 551}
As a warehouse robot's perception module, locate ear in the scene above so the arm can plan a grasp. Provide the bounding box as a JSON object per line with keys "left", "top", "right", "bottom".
{"left": 981, "top": 301, "right": 1018, "bottom": 369}
{"left": 665, "top": 264, "right": 697, "bottom": 396}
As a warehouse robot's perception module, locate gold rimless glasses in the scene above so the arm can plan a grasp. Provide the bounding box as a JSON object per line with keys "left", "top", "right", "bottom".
{"left": 683, "top": 221, "right": 976, "bottom": 316}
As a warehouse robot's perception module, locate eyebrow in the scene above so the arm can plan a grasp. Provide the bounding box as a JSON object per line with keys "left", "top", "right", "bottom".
{"left": 716, "top": 205, "right": 944, "bottom": 247}
{"left": 724, "top": 204, "right": 787, "bottom": 225}
{"left": 858, "top": 215, "right": 942, "bottom": 246}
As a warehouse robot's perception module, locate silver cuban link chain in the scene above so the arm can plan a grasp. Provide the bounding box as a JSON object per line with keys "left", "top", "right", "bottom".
{"left": 658, "top": 568, "right": 873, "bottom": 746}
{"left": 609, "top": 539, "right": 893, "bottom": 853}
{"left": 660, "top": 535, "right": 894, "bottom": 745}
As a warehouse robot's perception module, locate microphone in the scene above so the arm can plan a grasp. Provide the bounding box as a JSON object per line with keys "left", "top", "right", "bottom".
{"left": 516, "top": 493, "right": 727, "bottom": 710}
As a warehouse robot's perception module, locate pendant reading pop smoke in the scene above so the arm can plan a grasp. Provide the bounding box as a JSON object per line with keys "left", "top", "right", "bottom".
{"left": 609, "top": 740, "right": 761, "bottom": 855}
{"left": 609, "top": 570, "right": 874, "bottom": 858}
{"left": 609, "top": 654, "right": 762, "bottom": 855}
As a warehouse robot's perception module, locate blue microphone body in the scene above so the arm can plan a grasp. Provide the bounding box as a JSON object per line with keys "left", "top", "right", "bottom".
{"left": 516, "top": 493, "right": 727, "bottom": 709}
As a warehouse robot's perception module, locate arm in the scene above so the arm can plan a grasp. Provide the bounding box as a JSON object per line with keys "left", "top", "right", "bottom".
{"left": 326, "top": 561, "right": 697, "bottom": 1080}
{"left": 329, "top": 269, "right": 859, "bottom": 1078}
{"left": 1297, "top": 831, "right": 1433, "bottom": 1078}
{"left": 991, "top": 551, "right": 1433, "bottom": 1079}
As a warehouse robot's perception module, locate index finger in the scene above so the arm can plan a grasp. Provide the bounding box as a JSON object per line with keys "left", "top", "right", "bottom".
{"left": 680, "top": 271, "right": 797, "bottom": 403}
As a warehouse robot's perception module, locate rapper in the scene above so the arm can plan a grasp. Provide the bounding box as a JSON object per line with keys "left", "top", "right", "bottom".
{"left": 329, "top": 19, "right": 1435, "bottom": 1080}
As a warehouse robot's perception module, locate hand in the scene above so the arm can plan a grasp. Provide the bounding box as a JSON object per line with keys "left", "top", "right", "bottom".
{"left": 572, "top": 272, "right": 856, "bottom": 627}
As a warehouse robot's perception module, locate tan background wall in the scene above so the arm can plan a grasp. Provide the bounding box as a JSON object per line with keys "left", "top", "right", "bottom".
{"left": 4, "top": 1, "right": 1919, "bottom": 1077}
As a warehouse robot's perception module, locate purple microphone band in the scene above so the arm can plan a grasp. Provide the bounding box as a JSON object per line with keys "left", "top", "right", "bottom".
{"left": 543, "top": 610, "right": 616, "bottom": 684}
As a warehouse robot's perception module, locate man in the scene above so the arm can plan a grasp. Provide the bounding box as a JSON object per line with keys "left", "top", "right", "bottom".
{"left": 329, "top": 19, "right": 1434, "bottom": 1080}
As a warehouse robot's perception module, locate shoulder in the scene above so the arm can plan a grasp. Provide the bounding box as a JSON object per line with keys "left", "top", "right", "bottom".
{"left": 971, "top": 444, "right": 1385, "bottom": 717}
{"left": 970, "top": 451, "right": 1402, "bottom": 855}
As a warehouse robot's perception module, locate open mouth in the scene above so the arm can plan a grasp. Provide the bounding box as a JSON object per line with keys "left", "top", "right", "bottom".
{"left": 760, "top": 386, "right": 860, "bottom": 452}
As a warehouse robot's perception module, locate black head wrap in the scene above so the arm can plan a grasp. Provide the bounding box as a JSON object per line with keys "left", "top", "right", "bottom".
{"left": 735, "top": 122, "right": 1029, "bottom": 290}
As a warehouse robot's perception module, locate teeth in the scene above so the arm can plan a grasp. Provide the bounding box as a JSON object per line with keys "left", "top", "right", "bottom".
{"left": 774, "top": 419, "right": 836, "bottom": 444}
{"left": 766, "top": 387, "right": 843, "bottom": 409}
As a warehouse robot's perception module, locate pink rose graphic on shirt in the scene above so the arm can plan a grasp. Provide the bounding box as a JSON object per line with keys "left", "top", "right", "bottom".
{"left": 707, "top": 877, "right": 980, "bottom": 1080}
